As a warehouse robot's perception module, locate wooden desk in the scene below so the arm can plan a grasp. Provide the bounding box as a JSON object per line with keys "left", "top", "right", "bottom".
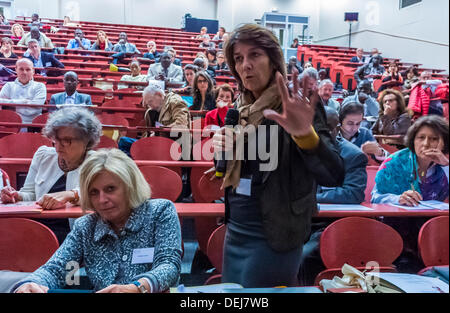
{"left": 0, "top": 202, "right": 447, "bottom": 219}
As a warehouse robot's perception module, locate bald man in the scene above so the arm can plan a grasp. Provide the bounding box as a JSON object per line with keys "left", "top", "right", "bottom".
{"left": 49, "top": 71, "right": 92, "bottom": 110}
{"left": 0, "top": 58, "right": 47, "bottom": 125}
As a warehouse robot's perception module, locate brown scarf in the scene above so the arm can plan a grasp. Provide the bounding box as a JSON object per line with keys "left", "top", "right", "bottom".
{"left": 222, "top": 84, "right": 282, "bottom": 189}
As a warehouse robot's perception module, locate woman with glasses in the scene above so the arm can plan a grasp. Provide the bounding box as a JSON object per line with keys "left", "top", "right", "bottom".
{"left": 190, "top": 71, "right": 216, "bottom": 111}
{"left": 0, "top": 107, "right": 102, "bottom": 244}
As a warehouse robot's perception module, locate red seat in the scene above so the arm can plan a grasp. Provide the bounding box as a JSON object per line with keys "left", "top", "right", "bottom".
{"left": 418, "top": 216, "right": 449, "bottom": 271}
{"left": 31, "top": 113, "right": 50, "bottom": 125}
{"left": 0, "top": 218, "right": 59, "bottom": 272}
{"left": 0, "top": 133, "right": 53, "bottom": 189}
{"left": 95, "top": 135, "right": 118, "bottom": 150}
{"left": 204, "top": 224, "right": 226, "bottom": 285}
{"left": 96, "top": 112, "right": 129, "bottom": 140}
{"left": 315, "top": 217, "right": 403, "bottom": 285}
{"left": 0, "top": 110, "right": 22, "bottom": 134}
{"left": 102, "top": 99, "right": 139, "bottom": 119}
{"left": 139, "top": 165, "right": 182, "bottom": 202}
{"left": 364, "top": 166, "right": 379, "bottom": 203}
{"left": 131, "top": 136, "right": 182, "bottom": 176}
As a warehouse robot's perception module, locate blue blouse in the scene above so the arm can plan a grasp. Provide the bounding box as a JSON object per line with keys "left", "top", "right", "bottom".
{"left": 13, "top": 199, "right": 182, "bottom": 292}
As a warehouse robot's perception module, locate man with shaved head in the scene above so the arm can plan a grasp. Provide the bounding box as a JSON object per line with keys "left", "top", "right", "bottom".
{"left": 49, "top": 71, "right": 92, "bottom": 110}
{"left": 0, "top": 58, "right": 47, "bottom": 125}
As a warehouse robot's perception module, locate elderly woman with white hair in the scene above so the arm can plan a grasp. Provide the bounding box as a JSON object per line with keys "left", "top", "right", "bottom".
{"left": 0, "top": 107, "right": 102, "bottom": 243}
{"left": 13, "top": 148, "right": 182, "bottom": 293}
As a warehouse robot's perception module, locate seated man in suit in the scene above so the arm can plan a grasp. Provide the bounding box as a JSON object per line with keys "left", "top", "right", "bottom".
{"left": 298, "top": 106, "right": 368, "bottom": 286}
{"left": 111, "top": 32, "right": 141, "bottom": 65}
{"left": 18, "top": 26, "right": 54, "bottom": 49}
{"left": 24, "top": 39, "right": 64, "bottom": 77}
{"left": 49, "top": 71, "right": 92, "bottom": 110}
{"left": 147, "top": 52, "right": 184, "bottom": 86}
{"left": 350, "top": 48, "right": 366, "bottom": 63}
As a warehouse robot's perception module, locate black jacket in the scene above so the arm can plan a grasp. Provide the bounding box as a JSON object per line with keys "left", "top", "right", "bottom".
{"left": 224, "top": 101, "right": 345, "bottom": 252}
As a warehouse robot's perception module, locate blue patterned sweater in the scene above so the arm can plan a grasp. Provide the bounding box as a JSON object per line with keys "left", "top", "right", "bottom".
{"left": 13, "top": 199, "right": 182, "bottom": 292}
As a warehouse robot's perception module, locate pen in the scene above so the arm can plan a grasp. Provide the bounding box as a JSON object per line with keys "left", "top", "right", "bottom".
{"left": 5, "top": 179, "right": 16, "bottom": 204}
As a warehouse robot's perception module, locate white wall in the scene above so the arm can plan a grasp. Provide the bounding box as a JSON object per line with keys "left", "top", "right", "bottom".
{"left": 217, "top": 0, "right": 320, "bottom": 39}
{"left": 10, "top": 0, "right": 449, "bottom": 72}
{"left": 316, "top": 0, "right": 449, "bottom": 73}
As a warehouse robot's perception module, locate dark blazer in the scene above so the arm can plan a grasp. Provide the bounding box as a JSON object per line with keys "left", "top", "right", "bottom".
{"left": 49, "top": 91, "right": 92, "bottom": 105}
{"left": 25, "top": 52, "right": 64, "bottom": 76}
{"left": 25, "top": 52, "right": 64, "bottom": 69}
{"left": 350, "top": 56, "right": 366, "bottom": 63}
{"left": 224, "top": 100, "right": 345, "bottom": 252}
{"left": 316, "top": 136, "right": 368, "bottom": 204}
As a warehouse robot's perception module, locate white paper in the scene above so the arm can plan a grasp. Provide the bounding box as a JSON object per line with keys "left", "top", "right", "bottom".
{"left": 131, "top": 248, "right": 154, "bottom": 264}
{"left": 368, "top": 272, "right": 449, "bottom": 293}
{"left": 318, "top": 204, "right": 374, "bottom": 211}
{"left": 392, "top": 200, "right": 449, "bottom": 211}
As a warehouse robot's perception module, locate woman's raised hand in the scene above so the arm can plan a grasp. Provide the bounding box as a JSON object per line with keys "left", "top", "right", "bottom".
{"left": 263, "top": 69, "right": 318, "bottom": 137}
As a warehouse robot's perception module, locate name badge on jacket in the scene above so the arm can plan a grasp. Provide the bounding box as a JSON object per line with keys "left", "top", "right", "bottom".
{"left": 236, "top": 178, "right": 251, "bottom": 196}
{"left": 131, "top": 248, "right": 154, "bottom": 264}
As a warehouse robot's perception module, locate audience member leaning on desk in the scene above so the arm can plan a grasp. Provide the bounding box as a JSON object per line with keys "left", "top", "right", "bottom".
{"left": 371, "top": 115, "right": 449, "bottom": 273}
{"left": 0, "top": 108, "right": 102, "bottom": 244}
{"left": 12, "top": 149, "right": 182, "bottom": 293}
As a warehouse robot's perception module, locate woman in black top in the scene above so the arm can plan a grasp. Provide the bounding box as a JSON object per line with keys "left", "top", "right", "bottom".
{"left": 0, "top": 37, "right": 18, "bottom": 65}
{"left": 190, "top": 71, "right": 216, "bottom": 111}
{"left": 212, "top": 24, "right": 344, "bottom": 288}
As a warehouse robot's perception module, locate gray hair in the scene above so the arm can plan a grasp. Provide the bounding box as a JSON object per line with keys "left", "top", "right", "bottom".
{"left": 298, "top": 67, "right": 318, "bottom": 83}
{"left": 64, "top": 71, "right": 78, "bottom": 80}
{"left": 319, "top": 79, "right": 334, "bottom": 89}
{"left": 27, "top": 38, "right": 39, "bottom": 47}
{"left": 143, "top": 84, "right": 165, "bottom": 97}
{"left": 43, "top": 107, "right": 102, "bottom": 150}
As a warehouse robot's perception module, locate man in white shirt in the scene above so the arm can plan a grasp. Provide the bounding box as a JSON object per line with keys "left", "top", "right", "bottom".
{"left": 0, "top": 58, "right": 47, "bottom": 126}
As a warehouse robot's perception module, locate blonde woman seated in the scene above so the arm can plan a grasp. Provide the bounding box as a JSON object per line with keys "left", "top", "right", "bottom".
{"left": 119, "top": 60, "right": 147, "bottom": 90}
{"left": 13, "top": 148, "right": 182, "bottom": 293}
{"left": 10, "top": 24, "right": 24, "bottom": 41}
{"left": 90, "top": 30, "right": 114, "bottom": 51}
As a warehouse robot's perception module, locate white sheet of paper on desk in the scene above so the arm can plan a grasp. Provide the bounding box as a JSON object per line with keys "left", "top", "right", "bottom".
{"left": 368, "top": 272, "right": 449, "bottom": 293}
{"left": 318, "top": 204, "right": 374, "bottom": 211}
{"left": 392, "top": 201, "right": 449, "bottom": 211}
{"left": 0, "top": 201, "right": 37, "bottom": 207}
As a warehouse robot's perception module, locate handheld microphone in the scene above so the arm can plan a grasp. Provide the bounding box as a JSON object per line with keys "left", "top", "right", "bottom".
{"left": 215, "top": 108, "right": 240, "bottom": 178}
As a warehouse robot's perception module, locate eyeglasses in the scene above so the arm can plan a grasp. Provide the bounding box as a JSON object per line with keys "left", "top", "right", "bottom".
{"left": 197, "top": 79, "right": 208, "bottom": 84}
{"left": 52, "top": 136, "right": 78, "bottom": 147}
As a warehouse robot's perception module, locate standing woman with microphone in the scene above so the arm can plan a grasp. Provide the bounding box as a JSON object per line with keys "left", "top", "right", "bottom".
{"left": 213, "top": 24, "right": 345, "bottom": 287}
